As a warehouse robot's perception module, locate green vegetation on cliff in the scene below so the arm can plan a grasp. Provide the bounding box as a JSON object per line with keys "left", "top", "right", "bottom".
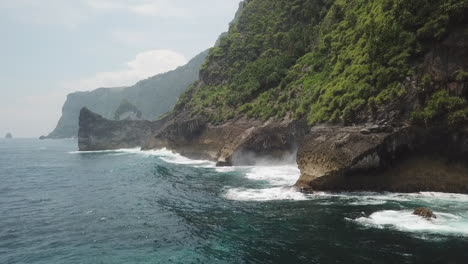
{"left": 181, "top": 0, "right": 468, "bottom": 126}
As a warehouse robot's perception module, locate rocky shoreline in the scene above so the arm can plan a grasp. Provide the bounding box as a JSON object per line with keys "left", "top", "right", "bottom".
{"left": 78, "top": 107, "right": 468, "bottom": 194}
{"left": 77, "top": 19, "right": 468, "bottom": 194}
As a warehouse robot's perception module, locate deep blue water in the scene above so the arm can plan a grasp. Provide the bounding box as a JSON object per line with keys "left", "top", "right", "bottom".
{"left": 1, "top": 139, "right": 468, "bottom": 264}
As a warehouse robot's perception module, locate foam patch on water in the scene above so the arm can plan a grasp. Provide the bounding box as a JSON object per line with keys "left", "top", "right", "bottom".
{"left": 224, "top": 165, "right": 305, "bottom": 201}
{"left": 70, "top": 148, "right": 216, "bottom": 166}
{"left": 351, "top": 210, "right": 468, "bottom": 236}
{"left": 300, "top": 191, "right": 468, "bottom": 206}
{"left": 244, "top": 165, "right": 300, "bottom": 186}
{"left": 225, "top": 186, "right": 309, "bottom": 201}
{"left": 145, "top": 148, "right": 215, "bottom": 166}
{"left": 69, "top": 148, "right": 142, "bottom": 154}
{"left": 409, "top": 192, "right": 468, "bottom": 202}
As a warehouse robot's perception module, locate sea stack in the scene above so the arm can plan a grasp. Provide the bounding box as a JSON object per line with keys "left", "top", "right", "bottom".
{"left": 5, "top": 133, "right": 13, "bottom": 139}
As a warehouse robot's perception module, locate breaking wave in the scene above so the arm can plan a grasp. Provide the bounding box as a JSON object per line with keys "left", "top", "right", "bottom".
{"left": 350, "top": 210, "right": 468, "bottom": 236}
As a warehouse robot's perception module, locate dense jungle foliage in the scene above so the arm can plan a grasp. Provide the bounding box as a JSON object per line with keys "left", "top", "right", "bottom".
{"left": 178, "top": 0, "right": 468, "bottom": 127}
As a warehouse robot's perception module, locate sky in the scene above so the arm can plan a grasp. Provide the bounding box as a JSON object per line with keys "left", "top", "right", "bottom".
{"left": 0, "top": 0, "right": 241, "bottom": 138}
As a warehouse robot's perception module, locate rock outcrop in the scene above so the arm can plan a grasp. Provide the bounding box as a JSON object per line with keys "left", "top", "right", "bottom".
{"left": 113, "top": 99, "right": 143, "bottom": 121}
{"left": 77, "top": 0, "right": 468, "bottom": 194}
{"left": 296, "top": 125, "right": 468, "bottom": 193}
{"left": 5, "top": 133, "right": 12, "bottom": 139}
{"left": 413, "top": 208, "right": 437, "bottom": 219}
{"left": 45, "top": 50, "right": 208, "bottom": 139}
{"left": 78, "top": 108, "right": 166, "bottom": 151}
{"left": 142, "top": 113, "right": 308, "bottom": 165}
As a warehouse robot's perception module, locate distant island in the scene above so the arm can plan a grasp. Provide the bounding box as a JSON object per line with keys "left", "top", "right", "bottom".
{"left": 5, "top": 133, "right": 13, "bottom": 139}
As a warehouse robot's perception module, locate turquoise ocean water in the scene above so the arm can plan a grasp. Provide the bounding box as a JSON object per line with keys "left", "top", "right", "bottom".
{"left": 1, "top": 139, "right": 468, "bottom": 263}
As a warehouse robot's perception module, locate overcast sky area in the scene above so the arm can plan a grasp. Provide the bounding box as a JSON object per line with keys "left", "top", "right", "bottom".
{"left": 0, "top": 0, "right": 241, "bottom": 137}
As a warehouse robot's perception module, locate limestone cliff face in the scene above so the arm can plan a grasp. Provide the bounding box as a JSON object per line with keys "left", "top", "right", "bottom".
{"left": 45, "top": 50, "right": 208, "bottom": 139}
{"left": 293, "top": 28, "right": 468, "bottom": 193}
{"left": 78, "top": 0, "right": 468, "bottom": 193}
{"left": 142, "top": 113, "right": 307, "bottom": 165}
{"left": 139, "top": 28, "right": 467, "bottom": 193}
{"left": 78, "top": 108, "right": 165, "bottom": 151}
{"left": 296, "top": 125, "right": 468, "bottom": 193}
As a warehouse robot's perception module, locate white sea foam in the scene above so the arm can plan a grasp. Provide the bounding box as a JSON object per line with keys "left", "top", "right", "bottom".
{"left": 351, "top": 210, "right": 468, "bottom": 236}
{"left": 409, "top": 192, "right": 468, "bottom": 203}
{"left": 342, "top": 192, "right": 468, "bottom": 206}
{"left": 225, "top": 186, "right": 309, "bottom": 201}
{"left": 146, "top": 148, "right": 215, "bottom": 166}
{"left": 68, "top": 148, "right": 142, "bottom": 154}
{"left": 224, "top": 165, "right": 304, "bottom": 201}
{"left": 69, "top": 148, "right": 468, "bottom": 209}
{"left": 70, "top": 148, "right": 216, "bottom": 166}
{"left": 244, "top": 165, "right": 300, "bottom": 185}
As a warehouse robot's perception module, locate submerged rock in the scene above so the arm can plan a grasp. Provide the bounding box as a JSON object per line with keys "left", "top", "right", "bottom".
{"left": 413, "top": 208, "right": 437, "bottom": 219}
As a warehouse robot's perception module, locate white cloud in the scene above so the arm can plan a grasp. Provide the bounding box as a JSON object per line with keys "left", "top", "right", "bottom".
{"left": 62, "top": 49, "right": 187, "bottom": 91}
{"left": 86, "top": 0, "right": 190, "bottom": 18}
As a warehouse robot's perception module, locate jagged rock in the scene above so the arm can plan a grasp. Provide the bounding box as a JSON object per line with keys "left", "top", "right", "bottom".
{"left": 142, "top": 113, "right": 307, "bottom": 165}
{"left": 78, "top": 108, "right": 166, "bottom": 151}
{"left": 413, "top": 208, "right": 437, "bottom": 219}
{"left": 44, "top": 50, "right": 208, "bottom": 139}
{"left": 360, "top": 125, "right": 394, "bottom": 135}
{"left": 296, "top": 125, "right": 468, "bottom": 193}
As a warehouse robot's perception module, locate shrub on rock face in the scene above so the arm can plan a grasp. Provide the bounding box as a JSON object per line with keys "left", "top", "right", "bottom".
{"left": 411, "top": 90, "right": 468, "bottom": 128}
{"left": 413, "top": 208, "right": 437, "bottom": 219}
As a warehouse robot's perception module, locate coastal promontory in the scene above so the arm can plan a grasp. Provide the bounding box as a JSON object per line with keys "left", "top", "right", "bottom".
{"left": 78, "top": 0, "right": 468, "bottom": 193}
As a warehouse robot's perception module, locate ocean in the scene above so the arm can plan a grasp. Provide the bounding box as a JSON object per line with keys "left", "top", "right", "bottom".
{"left": 1, "top": 139, "right": 468, "bottom": 263}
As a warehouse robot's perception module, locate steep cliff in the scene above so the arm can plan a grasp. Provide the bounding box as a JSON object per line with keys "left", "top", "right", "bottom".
{"left": 150, "top": 0, "right": 468, "bottom": 192}
{"left": 80, "top": 0, "right": 468, "bottom": 193}
{"left": 45, "top": 50, "right": 208, "bottom": 139}
{"left": 78, "top": 108, "right": 166, "bottom": 151}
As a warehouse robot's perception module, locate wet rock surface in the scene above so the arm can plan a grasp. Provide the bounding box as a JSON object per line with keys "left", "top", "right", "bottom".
{"left": 142, "top": 112, "right": 308, "bottom": 165}
{"left": 296, "top": 125, "right": 468, "bottom": 193}
{"left": 413, "top": 208, "right": 437, "bottom": 219}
